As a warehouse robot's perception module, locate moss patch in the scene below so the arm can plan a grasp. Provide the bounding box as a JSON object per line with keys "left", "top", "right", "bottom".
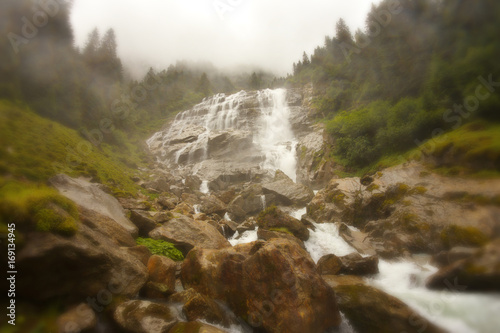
{"left": 136, "top": 237, "right": 184, "bottom": 261}
{"left": 269, "top": 227, "right": 294, "bottom": 235}
{"left": 440, "top": 225, "right": 489, "bottom": 249}
{"left": 0, "top": 179, "right": 79, "bottom": 236}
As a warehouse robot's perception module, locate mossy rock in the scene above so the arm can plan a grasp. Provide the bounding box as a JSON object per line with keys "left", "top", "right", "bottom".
{"left": 0, "top": 179, "right": 79, "bottom": 236}
{"left": 440, "top": 225, "right": 489, "bottom": 249}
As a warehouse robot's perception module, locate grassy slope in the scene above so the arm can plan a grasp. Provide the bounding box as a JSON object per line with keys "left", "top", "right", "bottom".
{"left": 0, "top": 100, "right": 145, "bottom": 196}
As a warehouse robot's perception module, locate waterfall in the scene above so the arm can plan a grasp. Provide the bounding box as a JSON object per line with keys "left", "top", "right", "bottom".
{"left": 256, "top": 89, "right": 298, "bottom": 182}
{"left": 148, "top": 89, "right": 299, "bottom": 182}
{"left": 260, "top": 195, "right": 266, "bottom": 210}
{"left": 193, "top": 204, "right": 201, "bottom": 214}
{"left": 200, "top": 180, "right": 209, "bottom": 194}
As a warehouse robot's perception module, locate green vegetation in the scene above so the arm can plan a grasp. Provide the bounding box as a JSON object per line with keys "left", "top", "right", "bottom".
{"left": 440, "top": 225, "right": 489, "bottom": 249}
{"left": 269, "top": 227, "right": 294, "bottom": 236}
{"left": 0, "top": 179, "right": 79, "bottom": 236}
{"left": 257, "top": 205, "right": 279, "bottom": 223}
{"left": 289, "top": 0, "right": 500, "bottom": 175}
{"left": 0, "top": 100, "right": 141, "bottom": 197}
{"left": 136, "top": 237, "right": 184, "bottom": 261}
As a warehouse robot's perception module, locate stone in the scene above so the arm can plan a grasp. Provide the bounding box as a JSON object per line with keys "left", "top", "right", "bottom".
{"left": 168, "top": 322, "right": 228, "bottom": 333}
{"left": 323, "top": 275, "right": 446, "bottom": 333}
{"left": 124, "top": 245, "right": 152, "bottom": 266}
{"left": 148, "top": 255, "right": 177, "bottom": 290}
{"left": 426, "top": 239, "right": 500, "bottom": 291}
{"left": 256, "top": 206, "right": 309, "bottom": 241}
{"left": 262, "top": 170, "right": 315, "bottom": 206}
{"left": 431, "top": 246, "right": 479, "bottom": 268}
{"left": 130, "top": 210, "right": 158, "bottom": 236}
{"left": 181, "top": 239, "right": 341, "bottom": 333}
{"left": 149, "top": 214, "right": 231, "bottom": 255}
{"left": 113, "top": 300, "right": 178, "bottom": 333}
{"left": 49, "top": 174, "right": 138, "bottom": 236}
{"left": 257, "top": 228, "right": 305, "bottom": 248}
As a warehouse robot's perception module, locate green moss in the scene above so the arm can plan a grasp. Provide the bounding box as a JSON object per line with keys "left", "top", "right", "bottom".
{"left": 325, "top": 190, "right": 346, "bottom": 205}
{"left": 269, "top": 227, "right": 293, "bottom": 235}
{"left": 410, "top": 186, "right": 428, "bottom": 195}
{"left": 257, "top": 205, "right": 279, "bottom": 223}
{"left": 366, "top": 183, "right": 380, "bottom": 192}
{"left": 440, "top": 225, "right": 489, "bottom": 249}
{"left": 0, "top": 179, "right": 79, "bottom": 236}
{"left": 136, "top": 237, "right": 184, "bottom": 261}
{"left": 0, "top": 100, "right": 144, "bottom": 197}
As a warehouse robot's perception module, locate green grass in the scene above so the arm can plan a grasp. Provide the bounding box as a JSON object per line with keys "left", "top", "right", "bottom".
{"left": 136, "top": 237, "right": 184, "bottom": 261}
{"left": 0, "top": 100, "right": 144, "bottom": 196}
{"left": 0, "top": 179, "right": 79, "bottom": 236}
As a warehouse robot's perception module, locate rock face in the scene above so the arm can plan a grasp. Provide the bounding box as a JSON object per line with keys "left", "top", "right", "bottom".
{"left": 262, "top": 170, "right": 314, "bottom": 206}
{"left": 306, "top": 162, "right": 500, "bottom": 258}
{"left": 143, "top": 255, "right": 177, "bottom": 298}
{"left": 317, "top": 253, "right": 379, "bottom": 276}
{"left": 49, "top": 174, "right": 138, "bottom": 236}
{"left": 323, "top": 275, "right": 446, "bottom": 333}
{"left": 181, "top": 239, "right": 340, "bottom": 333}
{"left": 17, "top": 208, "right": 148, "bottom": 301}
{"left": 426, "top": 239, "right": 500, "bottom": 291}
{"left": 149, "top": 214, "right": 231, "bottom": 255}
{"left": 256, "top": 206, "right": 310, "bottom": 241}
{"left": 113, "top": 300, "right": 178, "bottom": 333}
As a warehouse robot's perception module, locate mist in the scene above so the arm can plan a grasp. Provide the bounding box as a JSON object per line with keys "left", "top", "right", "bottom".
{"left": 70, "top": 0, "right": 380, "bottom": 77}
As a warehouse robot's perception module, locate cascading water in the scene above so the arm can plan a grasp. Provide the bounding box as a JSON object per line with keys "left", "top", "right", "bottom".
{"left": 147, "top": 88, "right": 299, "bottom": 182}
{"left": 255, "top": 89, "right": 298, "bottom": 182}
{"left": 230, "top": 208, "right": 500, "bottom": 333}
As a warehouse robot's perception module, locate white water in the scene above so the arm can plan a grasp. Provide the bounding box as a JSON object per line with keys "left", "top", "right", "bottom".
{"left": 260, "top": 195, "right": 266, "bottom": 210}
{"left": 149, "top": 89, "right": 299, "bottom": 181}
{"left": 231, "top": 208, "right": 500, "bottom": 333}
{"left": 255, "top": 89, "right": 298, "bottom": 181}
{"left": 200, "top": 180, "right": 210, "bottom": 194}
{"left": 193, "top": 204, "right": 201, "bottom": 214}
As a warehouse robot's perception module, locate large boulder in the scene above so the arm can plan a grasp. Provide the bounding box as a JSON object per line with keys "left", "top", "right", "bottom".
{"left": 149, "top": 214, "right": 231, "bottom": 255}
{"left": 426, "top": 239, "right": 500, "bottom": 291}
{"left": 170, "top": 288, "right": 235, "bottom": 327}
{"left": 113, "top": 300, "right": 179, "bottom": 333}
{"left": 17, "top": 209, "right": 148, "bottom": 301}
{"left": 262, "top": 170, "right": 314, "bottom": 206}
{"left": 317, "top": 253, "right": 379, "bottom": 276}
{"left": 142, "top": 255, "right": 177, "bottom": 298}
{"left": 181, "top": 239, "right": 340, "bottom": 333}
{"left": 200, "top": 195, "right": 227, "bottom": 215}
{"left": 130, "top": 210, "right": 158, "bottom": 236}
{"left": 257, "top": 228, "right": 305, "bottom": 249}
{"left": 323, "top": 275, "right": 446, "bottom": 333}
{"left": 49, "top": 174, "right": 138, "bottom": 236}
{"left": 256, "top": 206, "right": 309, "bottom": 241}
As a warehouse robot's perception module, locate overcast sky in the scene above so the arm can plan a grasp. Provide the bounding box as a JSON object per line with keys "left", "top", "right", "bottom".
{"left": 70, "top": 0, "right": 380, "bottom": 77}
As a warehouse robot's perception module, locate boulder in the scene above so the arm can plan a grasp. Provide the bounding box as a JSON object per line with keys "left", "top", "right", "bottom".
{"left": 130, "top": 210, "right": 158, "bottom": 236}
{"left": 181, "top": 239, "right": 341, "bottom": 333}
{"left": 17, "top": 209, "right": 148, "bottom": 301}
{"left": 124, "top": 245, "right": 152, "bottom": 266}
{"left": 200, "top": 195, "right": 226, "bottom": 215}
{"left": 149, "top": 215, "right": 231, "bottom": 255}
{"left": 257, "top": 228, "right": 305, "bottom": 249}
{"left": 323, "top": 275, "right": 446, "bottom": 333}
{"left": 338, "top": 223, "right": 377, "bottom": 256}
{"left": 256, "top": 206, "right": 309, "bottom": 241}
{"left": 56, "top": 303, "right": 96, "bottom": 333}
{"left": 168, "top": 322, "right": 228, "bottom": 333}
{"left": 236, "top": 218, "right": 257, "bottom": 234}
{"left": 147, "top": 255, "right": 177, "bottom": 291}
{"left": 170, "top": 288, "right": 234, "bottom": 327}
{"left": 118, "top": 197, "right": 150, "bottom": 210}
{"left": 426, "top": 239, "right": 500, "bottom": 291}
{"left": 431, "top": 246, "right": 479, "bottom": 268}
{"left": 113, "top": 300, "right": 178, "bottom": 333}
{"left": 262, "top": 170, "right": 314, "bottom": 206}
{"left": 158, "top": 196, "right": 179, "bottom": 210}
{"left": 49, "top": 174, "right": 138, "bottom": 236}
{"left": 317, "top": 253, "right": 379, "bottom": 276}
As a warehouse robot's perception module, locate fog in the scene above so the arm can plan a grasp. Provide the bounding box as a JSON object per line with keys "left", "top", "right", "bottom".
{"left": 70, "top": 0, "right": 380, "bottom": 77}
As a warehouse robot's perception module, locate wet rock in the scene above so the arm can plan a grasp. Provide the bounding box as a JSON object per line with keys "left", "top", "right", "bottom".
{"left": 49, "top": 174, "right": 138, "bottom": 236}
{"left": 200, "top": 195, "right": 227, "bottom": 215}
{"left": 168, "top": 322, "right": 228, "bottom": 333}
{"left": 17, "top": 209, "right": 148, "bottom": 301}
{"left": 431, "top": 246, "right": 479, "bottom": 268}
{"left": 426, "top": 239, "right": 500, "bottom": 291}
{"left": 56, "top": 303, "right": 96, "bottom": 333}
{"left": 262, "top": 170, "right": 314, "bottom": 206}
{"left": 338, "top": 223, "right": 377, "bottom": 256}
{"left": 113, "top": 300, "right": 178, "bottom": 333}
{"left": 147, "top": 255, "right": 177, "bottom": 291}
{"left": 323, "top": 275, "right": 446, "bottom": 333}
{"left": 256, "top": 206, "right": 309, "bottom": 241}
{"left": 118, "top": 197, "right": 149, "bottom": 210}
{"left": 236, "top": 218, "right": 257, "bottom": 234}
{"left": 257, "top": 228, "right": 305, "bottom": 248}
{"left": 158, "top": 196, "right": 179, "bottom": 210}
{"left": 317, "top": 253, "right": 379, "bottom": 276}
{"left": 181, "top": 239, "right": 341, "bottom": 333}
{"left": 142, "top": 178, "right": 170, "bottom": 193}
{"left": 130, "top": 210, "right": 158, "bottom": 236}
{"left": 149, "top": 214, "right": 231, "bottom": 255}
{"left": 219, "top": 219, "right": 238, "bottom": 238}
{"left": 124, "top": 245, "right": 152, "bottom": 266}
